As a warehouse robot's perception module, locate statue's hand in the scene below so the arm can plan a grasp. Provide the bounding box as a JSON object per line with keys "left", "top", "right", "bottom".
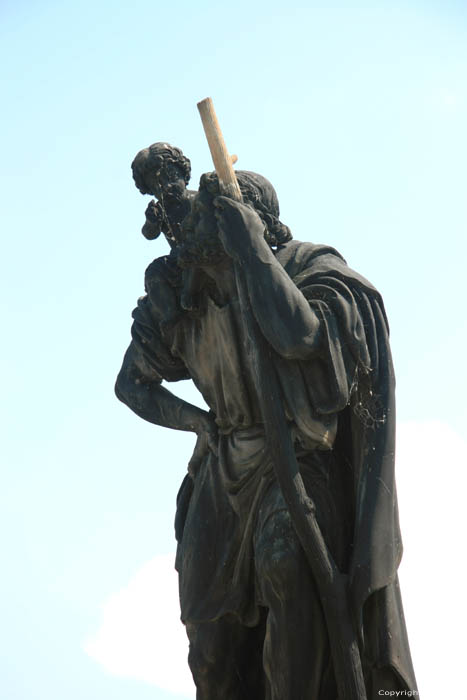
{"left": 213, "top": 196, "right": 266, "bottom": 262}
{"left": 188, "top": 413, "right": 219, "bottom": 477}
{"left": 142, "top": 200, "right": 165, "bottom": 240}
{"left": 145, "top": 199, "right": 163, "bottom": 225}
{"left": 164, "top": 180, "right": 186, "bottom": 201}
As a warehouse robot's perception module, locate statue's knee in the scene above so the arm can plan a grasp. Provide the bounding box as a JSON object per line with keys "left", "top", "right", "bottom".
{"left": 186, "top": 621, "right": 248, "bottom": 697}
{"left": 258, "top": 545, "right": 301, "bottom": 593}
{"left": 186, "top": 621, "right": 235, "bottom": 679}
{"left": 187, "top": 623, "right": 216, "bottom": 674}
{"left": 188, "top": 642, "right": 210, "bottom": 680}
{"left": 255, "top": 511, "right": 303, "bottom": 595}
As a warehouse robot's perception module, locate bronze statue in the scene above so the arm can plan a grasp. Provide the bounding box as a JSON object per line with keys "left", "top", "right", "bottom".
{"left": 116, "top": 143, "right": 418, "bottom": 699}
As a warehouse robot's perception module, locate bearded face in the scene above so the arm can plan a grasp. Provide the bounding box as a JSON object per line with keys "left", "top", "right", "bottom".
{"left": 177, "top": 171, "right": 292, "bottom": 268}
{"left": 177, "top": 188, "right": 228, "bottom": 268}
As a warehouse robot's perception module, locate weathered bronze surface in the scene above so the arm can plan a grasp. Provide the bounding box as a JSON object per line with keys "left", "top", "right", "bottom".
{"left": 116, "top": 143, "right": 418, "bottom": 699}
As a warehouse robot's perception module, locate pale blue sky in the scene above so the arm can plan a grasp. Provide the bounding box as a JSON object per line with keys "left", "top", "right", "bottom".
{"left": 1, "top": 2, "right": 466, "bottom": 698}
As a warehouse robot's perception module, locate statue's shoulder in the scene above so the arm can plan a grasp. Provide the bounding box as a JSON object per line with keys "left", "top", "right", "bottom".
{"left": 277, "top": 240, "right": 379, "bottom": 297}
{"left": 144, "top": 253, "right": 182, "bottom": 294}
{"left": 275, "top": 239, "right": 347, "bottom": 276}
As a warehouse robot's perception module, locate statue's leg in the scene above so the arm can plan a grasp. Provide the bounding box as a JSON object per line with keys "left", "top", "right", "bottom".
{"left": 254, "top": 504, "right": 337, "bottom": 700}
{"left": 185, "top": 614, "right": 266, "bottom": 700}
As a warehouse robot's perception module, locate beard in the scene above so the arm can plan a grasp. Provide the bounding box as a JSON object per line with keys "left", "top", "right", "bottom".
{"left": 177, "top": 225, "right": 228, "bottom": 269}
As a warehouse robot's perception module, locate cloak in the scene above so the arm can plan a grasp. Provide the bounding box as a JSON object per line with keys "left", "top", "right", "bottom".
{"left": 260, "top": 240, "right": 417, "bottom": 692}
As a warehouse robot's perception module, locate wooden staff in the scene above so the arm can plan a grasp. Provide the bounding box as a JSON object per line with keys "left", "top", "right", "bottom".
{"left": 197, "top": 96, "right": 368, "bottom": 700}
{"left": 197, "top": 98, "right": 242, "bottom": 201}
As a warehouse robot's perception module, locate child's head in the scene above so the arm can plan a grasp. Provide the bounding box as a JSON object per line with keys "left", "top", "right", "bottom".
{"left": 131, "top": 142, "right": 191, "bottom": 198}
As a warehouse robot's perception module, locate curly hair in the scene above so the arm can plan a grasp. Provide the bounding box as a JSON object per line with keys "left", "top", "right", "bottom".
{"left": 131, "top": 142, "right": 191, "bottom": 195}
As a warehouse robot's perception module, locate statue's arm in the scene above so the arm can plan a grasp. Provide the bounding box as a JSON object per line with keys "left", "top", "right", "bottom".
{"left": 115, "top": 343, "right": 214, "bottom": 436}
{"left": 214, "top": 197, "right": 320, "bottom": 360}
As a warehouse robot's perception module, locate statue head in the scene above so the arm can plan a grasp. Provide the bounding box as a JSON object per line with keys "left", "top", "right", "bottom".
{"left": 131, "top": 142, "right": 191, "bottom": 199}
{"left": 178, "top": 170, "right": 292, "bottom": 267}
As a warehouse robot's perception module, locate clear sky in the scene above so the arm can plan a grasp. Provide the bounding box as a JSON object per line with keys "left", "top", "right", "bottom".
{"left": 1, "top": 1, "right": 466, "bottom": 698}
